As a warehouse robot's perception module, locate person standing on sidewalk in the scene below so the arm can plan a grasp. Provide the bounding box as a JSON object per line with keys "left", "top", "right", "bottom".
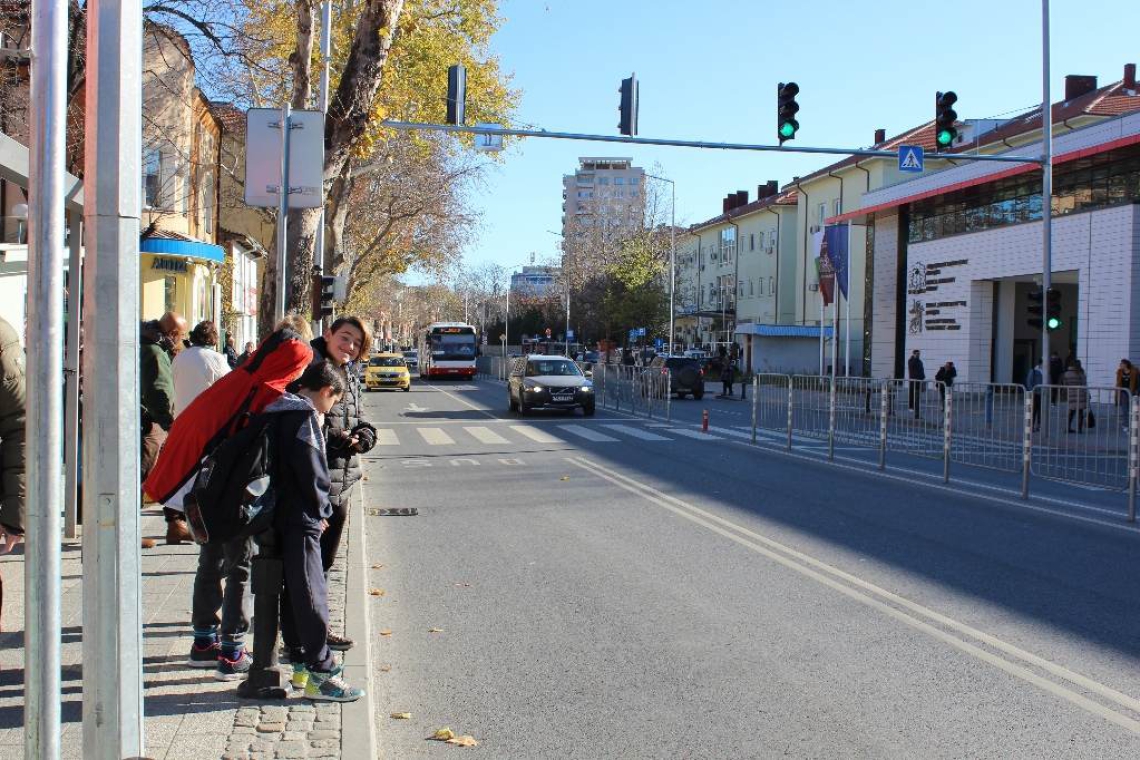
{"left": 223, "top": 335, "right": 240, "bottom": 369}
{"left": 1062, "top": 359, "right": 1089, "bottom": 434}
{"left": 721, "top": 357, "right": 736, "bottom": 398}
{"left": 0, "top": 316, "right": 25, "bottom": 629}
{"left": 269, "top": 361, "right": 364, "bottom": 702}
{"left": 172, "top": 320, "right": 231, "bottom": 417}
{"left": 236, "top": 341, "right": 256, "bottom": 368}
{"left": 1025, "top": 359, "right": 1045, "bottom": 432}
{"left": 141, "top": 311, "right": 190, "bottom": 545}
{"left": 935, "top": 360, "right": 957, "bottom": 409}
{"left": 308, "top": 317, "right": 376, "bottom": 653}
{"left": 907, "top": 349, "right": 925, "bottom": 418}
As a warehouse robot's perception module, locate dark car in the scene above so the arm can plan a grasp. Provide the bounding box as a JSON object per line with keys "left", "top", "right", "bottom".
{"left": 648, "top": 356, "right": 705, "bottom": 399}
{"left": 508, "top": 355, "right": 596, "bottom": 416}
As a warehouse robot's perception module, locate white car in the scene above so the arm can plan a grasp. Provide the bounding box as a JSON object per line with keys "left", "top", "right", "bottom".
{"left": 507, "top": 355, "right": 595, "bottom": 416}
{"left": 402, "top": 350, "right": 419, "bottom": 371}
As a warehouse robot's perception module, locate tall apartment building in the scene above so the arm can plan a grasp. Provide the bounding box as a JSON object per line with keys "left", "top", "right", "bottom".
{"left": 561, "top": 157, "right": 647, "bottom": 239}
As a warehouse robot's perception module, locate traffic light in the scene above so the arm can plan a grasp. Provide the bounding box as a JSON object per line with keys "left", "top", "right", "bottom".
{"left": 618, "top": 74, "right": 639, "bottom": 136}
{"left": 777, "top": 82, "right": 800, "bottom": 144}
{"left": 446, "top": 64, "right": 467, "bottom": 126}
{"left": 1046, "top": 287, "right": 1063, "bottom": 331}
{"left": 935, "top": 91, "right": 958, "bottom": 150}
{"left": 1026, "top": 288, "right": 1044, "bottom": 329}
{"left": 312, "top": 273, "right": 335, "bottom": 319}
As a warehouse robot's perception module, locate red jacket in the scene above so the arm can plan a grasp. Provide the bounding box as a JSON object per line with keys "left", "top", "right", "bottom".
{"left": 144, "top": 327, "right": 313, "bottom": 506}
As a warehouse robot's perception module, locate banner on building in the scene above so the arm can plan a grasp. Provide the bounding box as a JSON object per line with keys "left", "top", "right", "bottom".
{"left": 813, "top": 229, "right": 835, "bottom": 307}
{"left": 824, "top": 224, "right": 850, "bottom": 299}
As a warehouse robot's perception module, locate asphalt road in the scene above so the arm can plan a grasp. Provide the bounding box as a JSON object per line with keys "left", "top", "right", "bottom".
{"left": 359, "top": 376, "right": 1140, "bottom": 759}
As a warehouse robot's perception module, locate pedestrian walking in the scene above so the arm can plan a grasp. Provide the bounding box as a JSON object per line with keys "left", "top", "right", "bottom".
{"left": 1061, "top": 359, "right": 1089, "bottom": 433}
{"left": 236, "top": 341, "right": 256, "bottom": 368}
{"left": 309, "top": 317, "right": 376, "bottom": 652}
{"left": 224, "top": 335, "right": 239, "bottom": 369}
{"left": 0, "top": 317, "right": 25, "bottom": 630}
{"left": 1115, "top": 359, "right": 1137, "bottom": 422}
{"left": 907, "top": 349, "right": 925, "bottom": 418}
{"left": 141, "top": 311, "right": 190, "bottom": 545}
{"left": 935, "top": 361, "right": 957, "bottom": 409}
{"left": 721, "top": 358, "right": 735, "bottom": 398}
{"left": 172, "top": 320, "right": 231, "bottom": 417}
{"left": 1025, "top": 360, "right": 1045, "bottom": 431}
{"left": 270, "top": 361, "right": 365, "bottom": 702}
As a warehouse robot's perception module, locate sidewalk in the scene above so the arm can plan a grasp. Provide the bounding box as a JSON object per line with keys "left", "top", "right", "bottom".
{"left": 0, "top": 500, "right": 374, "bottom": 760}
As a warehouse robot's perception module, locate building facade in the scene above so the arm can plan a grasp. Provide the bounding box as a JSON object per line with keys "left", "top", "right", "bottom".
{"left": 561, "top": 157, "right": 646, "bottom": 238}
{"left": 510, "top": 265, "right": 560, "bottom": 299}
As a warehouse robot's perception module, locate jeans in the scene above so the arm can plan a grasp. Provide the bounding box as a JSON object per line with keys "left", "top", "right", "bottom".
{"left": 191, "top": 536, "right": 254, "bottom": 641}
{"left": 281, "top": 524, "right": 334, "bottom": 671}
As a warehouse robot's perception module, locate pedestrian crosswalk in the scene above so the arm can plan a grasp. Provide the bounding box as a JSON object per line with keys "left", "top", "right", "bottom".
{"left": 367, "top": 422, "right": 727, "bottom": 449}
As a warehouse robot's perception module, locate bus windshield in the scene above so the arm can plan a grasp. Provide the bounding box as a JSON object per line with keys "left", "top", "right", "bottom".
{"left": 430, "top": 332, "right": 477, "bottom": 361}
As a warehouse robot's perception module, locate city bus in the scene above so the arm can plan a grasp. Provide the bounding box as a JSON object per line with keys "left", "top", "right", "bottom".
{"left": 418, "top": 322, "right": 479, "bottom": 380}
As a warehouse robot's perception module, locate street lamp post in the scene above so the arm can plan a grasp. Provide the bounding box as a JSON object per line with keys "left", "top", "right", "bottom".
{"left": 646, "top": 174, "right": 676, "bottom": 354}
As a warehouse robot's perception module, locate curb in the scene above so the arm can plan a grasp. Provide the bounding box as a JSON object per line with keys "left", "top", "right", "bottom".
{"left": 341, "top": 489, "right": 378, "bottom": 759}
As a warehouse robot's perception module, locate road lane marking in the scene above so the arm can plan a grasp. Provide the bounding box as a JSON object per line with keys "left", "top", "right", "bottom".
{"left": 662, "top": 427, "right": 722, "bottom": 440}
{"left": 510, "top": 425, "right": 561, "bottom": 444}
{"left": 557, "top": 424, "right": 619, "bottom": 442}
{"left": 601, "top": 424, "right": 669, "bottom": 441}
{"left": 464, "top": 426, "right": 510, "bottom": 445}
{"left": 566, "top": 455, "right": 1140, "bottom": 734}
{"left": 375, "top": 429, "right": 400, "bottom": 446}
{"left": 418, "top": 428, "right": 455, "bottom": 446}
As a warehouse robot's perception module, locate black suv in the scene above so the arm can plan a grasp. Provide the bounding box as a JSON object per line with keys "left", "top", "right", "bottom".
{"left": 648, "top": 356, "right": 705, "bottom": 399}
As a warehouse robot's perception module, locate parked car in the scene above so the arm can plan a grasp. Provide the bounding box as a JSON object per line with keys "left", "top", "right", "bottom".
{"left": 647, "top": 355, "right": 705, "bottom": 399}
{"left": 401, "top": 349, "right": 419, "bottom": 372}
{"left": 365, "top": 353, "right": 411, "bottom": 391}
{"left": 508, "top": 355, "right": 595, "bottom": 416}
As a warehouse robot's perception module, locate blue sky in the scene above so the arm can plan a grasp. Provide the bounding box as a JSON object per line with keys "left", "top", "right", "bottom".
{"left": 452, "top": 0, "right": 1139, "bottom": 275}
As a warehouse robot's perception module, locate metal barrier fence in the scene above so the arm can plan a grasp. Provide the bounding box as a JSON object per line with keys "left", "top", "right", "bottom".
{"left": 744, "top": 374, "right": 1139, "bottom": 522}
{"left": 594, "top": 364, "right": 671, "bottom": 420}
{"left": 476, "top": 355, "right": 511, "bottom": 382}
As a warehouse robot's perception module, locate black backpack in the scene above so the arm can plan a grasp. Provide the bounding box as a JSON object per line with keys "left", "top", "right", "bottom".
{"left": 184, "top": 413, "right": 278, "bottom": 545}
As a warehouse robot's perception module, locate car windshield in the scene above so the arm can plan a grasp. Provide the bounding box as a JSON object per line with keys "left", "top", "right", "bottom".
{"left": 403, "top": 351, "right": 417, "bottom": 358}
{"left": 666, "top": 358, "right": 698, "bottom": 369}
{"left": 370, "top": 357, "right": 405, "bottom": 367}
{"left": 526, "top": 360, "right": 582, "bottom": 377}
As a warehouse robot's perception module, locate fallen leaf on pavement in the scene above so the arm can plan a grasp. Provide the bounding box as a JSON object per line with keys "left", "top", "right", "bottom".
{"left": 390, "top": 712, "right": 412, "bottom": 720}
{"left": 428, "top": 628, "right": 444, "bottom": 633}
{"left": 372, "top": 563, "right": 385, "bottom": 569}
{"left": 379, "top": 665, "right": 392, "bottom": 672}
{"left": 453, "top": 583, "right": 471, "bottom": 587}
{"left": 446, "top": 735, "right": 478, "bottom": 747}
{"left": 369, "top": 588, "right": 386, "bottom": 597}
{"left": 379, "top": 629, "right": 393, "bottom": 636}
{"left": 430, "top": 728, "right": 456, "bottom": 741}
{"left": 559, "top": 476, "right": 570, "bottom": 481}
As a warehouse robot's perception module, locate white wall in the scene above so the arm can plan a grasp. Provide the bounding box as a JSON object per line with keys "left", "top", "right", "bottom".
{"left": 870, "top": 213, "right": 900, "bottom": 378}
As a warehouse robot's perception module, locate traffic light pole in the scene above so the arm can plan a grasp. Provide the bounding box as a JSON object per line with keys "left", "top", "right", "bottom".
{"left": 1040, "top": 0, "right": 1053, "bottom": 371}
{"left": 380, "top": 121, "right": 1044, "bottom": 166}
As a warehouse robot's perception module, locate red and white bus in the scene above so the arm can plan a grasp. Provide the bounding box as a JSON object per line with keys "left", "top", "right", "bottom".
{"left": 418, "top": 322, "right": 479, "bottom": 380}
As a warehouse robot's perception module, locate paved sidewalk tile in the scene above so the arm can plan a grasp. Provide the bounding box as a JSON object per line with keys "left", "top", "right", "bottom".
{"left": 0, "top": 509, "right": 355, "bottom": 760}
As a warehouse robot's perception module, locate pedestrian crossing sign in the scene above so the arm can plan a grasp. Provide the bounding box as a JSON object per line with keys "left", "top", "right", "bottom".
{"left": 898, "top": 145, "right": 925, "bottom": 173}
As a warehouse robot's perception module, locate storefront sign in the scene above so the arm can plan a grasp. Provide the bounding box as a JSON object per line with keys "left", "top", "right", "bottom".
{"left": 151, "top": 257, "right": 188, "bottom": 273}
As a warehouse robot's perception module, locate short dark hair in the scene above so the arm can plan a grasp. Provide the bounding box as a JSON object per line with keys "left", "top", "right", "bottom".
{"left": 328, "top": 316, "right": 372, "bottom": 359}
{"left": 289, "top": 360, "right": 345, "bottom": 397}
{"left": 189, "top": 320, "right": 218, "bottom": 348}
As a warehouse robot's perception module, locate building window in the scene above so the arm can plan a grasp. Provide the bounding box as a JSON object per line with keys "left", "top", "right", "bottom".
{"left": 164, "top": 275, "right": 178, "bottom": 313}
{"left": 833, "top": 198, "right": 842, "bottom": 217}
{"left": 817, "top": 203, "right": 826, "bottom": 227}
{"left": 768, "top": 276, "right": 774, "bottom": 293}
{"left": 750, "top": 233, "right": 755, "bottom": 251}
{"left": 629, "top": 176, "right": 639, "bottom": 186}
{"left": 598, "top": 177, "right": 609, "bottom": 185}
{"left": 615, "top": 177, "right": 625, "bottom": 185}
{"left": 143, "top": 148, "right": 162, "bottom": 208}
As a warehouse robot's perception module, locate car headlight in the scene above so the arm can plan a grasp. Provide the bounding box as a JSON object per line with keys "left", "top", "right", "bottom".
{"left": 526, "top": 384, "right": 543, "bottom": 392}
{"left": 581, "top": 386, "right": 593, "bottom": 392}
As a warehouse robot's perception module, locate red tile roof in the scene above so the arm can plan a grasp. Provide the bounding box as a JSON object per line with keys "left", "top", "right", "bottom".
{"left": 208, "top": 101, "right": 246, "bottom": 134}
{"left": 689, "top": 189, "right": 799, "bottom": 232}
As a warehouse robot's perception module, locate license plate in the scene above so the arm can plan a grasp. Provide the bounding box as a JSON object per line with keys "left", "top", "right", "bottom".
{"left": 552, "top": 392, "right": 573, "bottom": 401}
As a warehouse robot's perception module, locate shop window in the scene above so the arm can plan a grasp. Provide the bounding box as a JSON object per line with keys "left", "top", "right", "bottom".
{"left": 143, "top": 149, "right": 162, "bottom": 209}
{"left": 164, "top": 275, "right": 178, "bottom": 314}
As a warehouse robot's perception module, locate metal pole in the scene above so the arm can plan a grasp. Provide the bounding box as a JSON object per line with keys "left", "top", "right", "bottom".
{"left": 879, "top": 380, "right": 889, "bottom": 470}
{"left": 1022, "top": 393, "right": 1033, "bottom": 499}
{"left": 669, "top": 180, "right": 676, "bottom": 354}
{"left": 275, "top": 103, "right": 292, "bottom": 323}
{"left": 818, "top": 297, "right": 824, "bottom": 374}
{"left": 1040, "top": 0, "right": 1053, "bottom": 370}
{"left": 27, "top": 0, "right": 67, "bottom": 755}
{"left": 82, "top": 1, "right": 145, "bottom": 756}
{"left": 565, "top": 283, "right": 570, "bottom": 357}
{"left": 64, "top": 212, "right": 82, "bottom": 539}
{"left": 786, "top": 377, "right": 793, "bottom": 451}
{"left": 750, "top": 376, "right": 758, "bottom": 444}
{"left": 827, "top": 374, "right": 836, "bottom": 462}
{"left": 1129, "top": 395, "right": 1138, "bottom": 523}
{"left": 943, "top": 388, "right": 952, "bottom": 483}
{"left": 313, "top": 0, "right": 332, "bottom": 335}
{"left": 844, "top": 223, "right": 852, "bottom": 376}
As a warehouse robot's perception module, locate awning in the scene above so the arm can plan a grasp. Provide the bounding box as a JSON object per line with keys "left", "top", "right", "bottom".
{"left": 140, "top": 236, "right": 225, "bottom": 263}
{"left": 735, "top": 323, "right": 834, "bottom": 338}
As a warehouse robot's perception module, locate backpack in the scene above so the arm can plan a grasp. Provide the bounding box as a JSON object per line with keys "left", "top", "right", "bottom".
{"left": 184, "top": 413, "right": 278, "bottom": 545}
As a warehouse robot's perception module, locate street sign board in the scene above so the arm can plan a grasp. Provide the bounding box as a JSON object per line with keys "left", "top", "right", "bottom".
{"left": 898, "top": 144, "right": 924, "bottom": 174}
{"left": 628, "top": 329, "right": 636, "bottom": 342}
{"left": 654, "top": 338, "right": 663, "bottom": 350}
{"left": 245, "top": 108, "right": 325, "bottom": 208}
{"left": 637, "top": 327, "right": 647, "bottom": 337}
{"left": 566, "top": 329, "right": 574, "bottom": 340}
{"left": 473, "top": 123, "right": 504, "bottom": 152}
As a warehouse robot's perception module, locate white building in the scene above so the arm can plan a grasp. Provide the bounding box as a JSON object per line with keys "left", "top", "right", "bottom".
{"left": 510, "top": 265, "right": 560, "bottom": 299}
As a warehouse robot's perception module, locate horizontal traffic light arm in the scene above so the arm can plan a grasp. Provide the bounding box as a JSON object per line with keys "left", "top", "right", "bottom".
{"left": 379, "top": 120, "right": 1044, "bottom": 164}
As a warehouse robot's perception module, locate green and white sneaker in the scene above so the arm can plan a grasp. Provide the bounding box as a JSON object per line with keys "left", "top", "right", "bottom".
{"left": 291, "top": 662, "right": 309, "bottom": 691}
{"left": 304, "top": 665, "right": 364, "bottom": 703}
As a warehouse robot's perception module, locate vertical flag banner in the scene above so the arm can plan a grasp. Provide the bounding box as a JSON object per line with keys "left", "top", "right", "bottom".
{"left": 813, "top": 229, "right": 834, "bottom": 306}
{"left": 825, "top": 224, "right": 850, "bottom": 299}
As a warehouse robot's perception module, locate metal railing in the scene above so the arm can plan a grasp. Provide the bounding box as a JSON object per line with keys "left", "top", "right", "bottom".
{"left": 744, "top": 374, "right": 1140, "bottom": 522}
{"left": 594, "top": 363, "right": 671, "bottom": 420}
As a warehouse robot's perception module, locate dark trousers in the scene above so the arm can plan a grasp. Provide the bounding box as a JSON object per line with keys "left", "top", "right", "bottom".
{"left": 319, "top": 489, "right": 352, "bottom": 574}
{"left": 191, "top": 536, "right": 253, "bottom": 641}
{"left": 141, "top": 421, "right": 185, "bottom": 524}
{"left": 908, "top": 380, "right": 922, "bottom": 412}
{"left": 280, "top": 524, "right": 334, "bottom": 672}
{"left": 1031, "top": 392, "right": 1042, "bottom": 429}
{"left": 1068, "top": 408, "right": 1086, "bottom": 433}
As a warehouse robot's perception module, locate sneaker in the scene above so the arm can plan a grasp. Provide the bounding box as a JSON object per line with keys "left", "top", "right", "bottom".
{"left": 304, "top": 665, "right": 364, "bottom": 702}
{"left": 326, "top": 633, "right": 354, "bottom": 651}
{"left": 186, "top": 641, "right": 220, "bottom": 669}
{"left": 214, "top": 649, "right": 253, "bottom": 681}
{"left": 291, "top": 662, "right": 309, "bottom": 690}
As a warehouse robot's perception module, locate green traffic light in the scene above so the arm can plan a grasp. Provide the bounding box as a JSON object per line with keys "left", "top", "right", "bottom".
{"left": 780, "top": 121, "right": 796, "bottom": 139}
{"left": 937, "top": 129, "right": 954, "bottom": 146}
{"left": 1047, "top": 317, "right": 1062, "bottom": 330}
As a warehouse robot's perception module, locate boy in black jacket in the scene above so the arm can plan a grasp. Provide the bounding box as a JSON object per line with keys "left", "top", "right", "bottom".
{"left": 263, "top": 361, "right": 364, "bottom": 702}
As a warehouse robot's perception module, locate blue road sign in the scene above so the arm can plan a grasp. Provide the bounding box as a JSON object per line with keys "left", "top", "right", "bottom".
{"left": 637, "top": 327, "right": 647, "bottom": 337}
{"left": 898, "top": 144, "right": 924, "bottom": 173}
{"left": 628, "top": 329, "right": 637, "bottom": 342}
{"left": 566, "top": 329, "right": 574, "bottom": 341}
{"left": 654, "top": 338, "right": 663, "bottom": 350}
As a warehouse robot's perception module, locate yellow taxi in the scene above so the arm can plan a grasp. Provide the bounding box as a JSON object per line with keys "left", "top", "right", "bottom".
{"left": 364, "top": 353, "right": 411, "bottom": 391}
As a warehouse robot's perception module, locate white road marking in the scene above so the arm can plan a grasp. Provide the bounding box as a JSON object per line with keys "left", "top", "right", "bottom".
{"left": 567, "top": 455, "right": 1140, "bottom": 734}
{"left": 405, "top": 402, "right": 429, "bottom": 413}
{"left": 662, "top": 427, "right": 722, "bottom": 440}
{"left": 510, "top": 425, "right": 562, "bottom": 444}
{"left": 601, "top": 424, "right": 670, "bottom": 441}
{"left": 464, "top": 426, "right": 510, "bottom": 445}
{"left": 557, "top": 424, "right": 619, "bottom": 442}
{"left": 375, "top": 429, "right": 400, "bottom": 446}
{"left": 418, "top": 427, "right": 455, "bottom": 446}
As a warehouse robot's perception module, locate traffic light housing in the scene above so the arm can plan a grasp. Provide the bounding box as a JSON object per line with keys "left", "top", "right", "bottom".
{"left": 935, "top": 91, "right": 958, "bottom": 150}
{"left": 1045, "top": 286, "right": 1063, "bottom": 331}
{"left": 446, "top": 64, "right": 467, "bottom": 126}
{"left": 777, "top": 82, "right": 800, "bottom": 144}
{"left": 618, "top": 74, "right": 639, "bottom": 136}
{"left": 312, "top": 274, "right": 335, "bottom": 319}
{"left": 1026, "top": 288, "right": 1044, "bottom": 329}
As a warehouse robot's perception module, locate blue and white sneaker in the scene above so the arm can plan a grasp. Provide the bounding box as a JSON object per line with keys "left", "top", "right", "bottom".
{"left": 186, "top": 641, "right": 220, "bottom": 669}
{"left": 304, "top": 665, "right": 364, "bottom": 702}
{"left": 214, "top": 649, "right": 253, "bottom": 681}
